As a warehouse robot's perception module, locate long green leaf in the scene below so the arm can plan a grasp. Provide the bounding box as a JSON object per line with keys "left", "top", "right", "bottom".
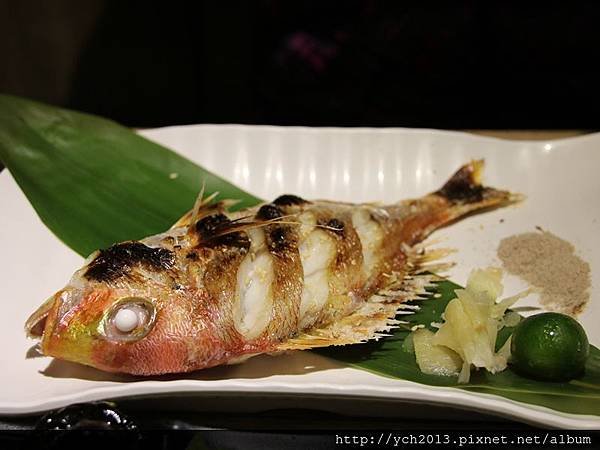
{"left": 1, "top": 95, "right": 599, "bottom": 417}
{"left": 0, "top": 94, "right": 260, "bottom": 256}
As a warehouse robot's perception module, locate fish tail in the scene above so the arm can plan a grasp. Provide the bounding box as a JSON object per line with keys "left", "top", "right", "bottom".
{"left": 434, "top": 159, "right": 522, "bottom": 219}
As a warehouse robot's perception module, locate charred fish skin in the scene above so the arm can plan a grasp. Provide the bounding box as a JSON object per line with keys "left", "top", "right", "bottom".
{"left": 25, "top": 161, "right": 517, "bottom": 375}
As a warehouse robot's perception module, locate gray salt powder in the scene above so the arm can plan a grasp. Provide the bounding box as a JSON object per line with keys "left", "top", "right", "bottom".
{"left": 497, "top": 231, "right": 591, "bottom": 316}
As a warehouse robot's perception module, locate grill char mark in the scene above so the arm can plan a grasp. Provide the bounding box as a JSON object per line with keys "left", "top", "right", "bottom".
{"left": 85, "top": 242, "right": 174, "bottom": 282}
{"left": 256, "top": 204, "right": 284, "bottom": 221}
{"left": 255, "top": 203, "right": 293, "bottom": 253}
{"left": 323, "top": 218, "right": 345, "bottom": 236}
{"left": 195, "top": 213, "right": 250, "bottom": 249}
{"left": 436, "top": 165, "right": 485, "bottom": 203}
{"left": 272, "top": 194, "right": 308, "bottom": 207}
{"left": 195, "top": 213, "right": 230, "bottom": 237}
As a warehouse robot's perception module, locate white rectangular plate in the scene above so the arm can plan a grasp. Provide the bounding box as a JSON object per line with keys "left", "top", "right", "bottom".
{"left": 1, "top": 125, "right": 598, "bottom": 428}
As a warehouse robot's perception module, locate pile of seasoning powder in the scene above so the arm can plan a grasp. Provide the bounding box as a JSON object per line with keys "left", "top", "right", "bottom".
{"left": 497, "top": 230, "right": 591, "bottom": 316}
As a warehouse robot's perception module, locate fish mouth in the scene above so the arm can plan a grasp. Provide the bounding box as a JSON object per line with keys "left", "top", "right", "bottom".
{"left": 25, "top": 293, "right": 60, "bottom": 340}
{"left": 25, "top": 286, "right": 85, "bottom": 341}
{"left": 25, "top": 288, "right": 99, "bottom": 366}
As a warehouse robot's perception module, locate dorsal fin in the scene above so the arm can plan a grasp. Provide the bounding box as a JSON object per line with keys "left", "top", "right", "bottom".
{"left": 171, "top": 187, "right": 240, "bottom": 230}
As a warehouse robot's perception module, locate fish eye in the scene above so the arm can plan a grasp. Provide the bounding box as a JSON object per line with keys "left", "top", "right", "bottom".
{"left": 100, "top": 297, "right": 156, "bottom": 342}
{"left": 114, "top": 308, "right": 140, "bottom": 332}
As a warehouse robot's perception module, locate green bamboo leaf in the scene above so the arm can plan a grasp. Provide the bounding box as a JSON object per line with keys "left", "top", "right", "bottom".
{"left": 1, "top": 95, "right": 599, "bottom": 417}
{"left": 0, "top": 94, "right": 261, "bottom": 257}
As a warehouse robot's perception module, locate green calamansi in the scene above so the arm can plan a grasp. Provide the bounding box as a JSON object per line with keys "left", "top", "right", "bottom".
{"left": 510, "top": 312, "right": 589, "bottom": 381}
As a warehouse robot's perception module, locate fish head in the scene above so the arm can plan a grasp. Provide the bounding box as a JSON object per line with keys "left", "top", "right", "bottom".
{"left": 25, "top": 240, "right": 224, "bottom": 375}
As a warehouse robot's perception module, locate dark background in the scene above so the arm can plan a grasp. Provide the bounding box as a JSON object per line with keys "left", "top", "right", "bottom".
{"left": 1, "top": 0, "right": 599, "bottom": 129}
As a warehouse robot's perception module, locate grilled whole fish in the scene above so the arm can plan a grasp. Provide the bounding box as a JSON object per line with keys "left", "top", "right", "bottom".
{"left": 25, "top": 161, "right": 517, "bottom": 375}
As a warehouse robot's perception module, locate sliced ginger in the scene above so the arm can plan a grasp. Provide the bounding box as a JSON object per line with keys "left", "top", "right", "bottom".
{"left": 413, "top": 268, "right": 530, "bottom": 383}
